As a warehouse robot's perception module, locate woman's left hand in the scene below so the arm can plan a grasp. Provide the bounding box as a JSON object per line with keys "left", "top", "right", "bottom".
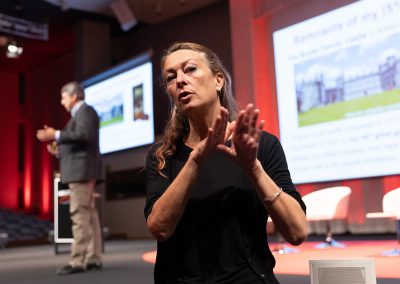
{"left": 218, "top": 104, "right": 264, "bottom": 173}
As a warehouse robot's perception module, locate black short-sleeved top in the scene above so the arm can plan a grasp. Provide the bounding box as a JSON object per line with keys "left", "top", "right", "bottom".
{"left": 145, "top": 132, "right": 306, "bottom": 284}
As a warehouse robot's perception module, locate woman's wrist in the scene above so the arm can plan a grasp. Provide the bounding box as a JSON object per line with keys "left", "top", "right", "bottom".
{"left": 246, "top": 160, "right": 282, "bottom": 204}
{"left": 245, "top": 159, "right": 263, "bottom": 180}
{"left": 188, "top": 151, "right": 204, "bottom": 168}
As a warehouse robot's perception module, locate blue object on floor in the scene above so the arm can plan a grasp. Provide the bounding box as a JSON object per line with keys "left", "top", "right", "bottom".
{"left": 381, "top": 247, "right": 400, "bottom": 257}
{"left": 314, "top": 238, "right": 347, "bottom": 249}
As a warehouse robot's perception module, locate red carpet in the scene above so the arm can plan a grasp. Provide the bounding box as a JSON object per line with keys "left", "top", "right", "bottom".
{"left": 142, "top": 240, "right": 400, "bottom": 279}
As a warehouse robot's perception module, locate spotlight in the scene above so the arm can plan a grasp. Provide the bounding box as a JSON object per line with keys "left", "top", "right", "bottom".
{"left": 6, "top": 41, "right": 23, "bottom": 58}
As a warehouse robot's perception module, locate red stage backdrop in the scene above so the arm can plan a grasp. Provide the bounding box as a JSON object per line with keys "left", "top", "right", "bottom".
{"left": 0, "top": 72, "right": 20, "bottom": 209}
{"left": 24, "top": 53, "right": 74, "bottom": 218}
{"left": 0, "top": 54, "right": 73, "bottom": 219}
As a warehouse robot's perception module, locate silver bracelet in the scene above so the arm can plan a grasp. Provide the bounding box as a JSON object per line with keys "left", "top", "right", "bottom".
{"left": 263, "top": 187, "right": 283, "bottom": 203}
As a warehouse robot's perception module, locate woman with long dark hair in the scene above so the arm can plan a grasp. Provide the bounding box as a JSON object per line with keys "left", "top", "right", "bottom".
{"left": 145, "top": 42, "right": 307, "bottom": 284}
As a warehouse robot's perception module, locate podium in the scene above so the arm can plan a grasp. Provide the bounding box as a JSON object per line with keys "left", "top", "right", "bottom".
{"left": 53, "top": 173, "right": 73, "bottom": 254}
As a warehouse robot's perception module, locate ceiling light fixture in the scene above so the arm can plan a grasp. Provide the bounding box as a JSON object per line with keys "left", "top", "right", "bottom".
{"left": 6, "top": 41, "right": 23, "bottom": 58}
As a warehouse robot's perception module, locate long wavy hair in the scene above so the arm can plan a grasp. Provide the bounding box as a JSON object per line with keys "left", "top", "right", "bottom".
{"left": 154, "top": 42, "right": 237, "bottom": 176}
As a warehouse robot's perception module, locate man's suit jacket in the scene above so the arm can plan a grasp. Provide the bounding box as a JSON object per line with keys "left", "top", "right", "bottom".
{"left": 59, "top": 103, "right": 103, "bottom": 184}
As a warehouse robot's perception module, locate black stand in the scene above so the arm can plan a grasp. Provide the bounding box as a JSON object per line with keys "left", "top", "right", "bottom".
{"left": 53, "top": 173, "right": 105, "bottom": 255}
{"left": 53, "top": 173, "right": 73, "bottom": 255}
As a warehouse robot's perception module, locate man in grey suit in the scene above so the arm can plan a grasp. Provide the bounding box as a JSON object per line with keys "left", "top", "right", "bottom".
{"left": 37, "top": 81, "right": 103, "bottom": 275}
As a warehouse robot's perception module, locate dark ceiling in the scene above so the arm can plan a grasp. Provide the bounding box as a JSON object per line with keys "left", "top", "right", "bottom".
{"left": 0, "top": 0, "right": 119, "bottom": 74}
{"left": 0, "top": 0, "right": 223, "bottom": 74}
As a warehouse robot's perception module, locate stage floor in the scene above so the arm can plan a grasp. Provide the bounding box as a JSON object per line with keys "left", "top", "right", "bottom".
{"left": 0, "top": 237, "right": 399, "bottom": 284}
{"left": 272, "top": 239, "right": 400, "bottom": 278}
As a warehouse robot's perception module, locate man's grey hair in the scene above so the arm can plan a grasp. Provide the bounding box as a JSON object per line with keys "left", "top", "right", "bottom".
{"left": 61, "top": 81, "right": 85, "bottom": 100}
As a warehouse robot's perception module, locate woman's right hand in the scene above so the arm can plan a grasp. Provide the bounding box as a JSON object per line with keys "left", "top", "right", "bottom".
{"left": 189, "top": 107, "right": 230, "bottom": 165}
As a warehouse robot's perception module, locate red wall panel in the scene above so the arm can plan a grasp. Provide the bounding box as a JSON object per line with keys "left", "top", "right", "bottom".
{"left": 0, "top": 72, "right": 20, "bottom": 209}
{"left": 24, "top": 52, "right": 74, "bottom": 218}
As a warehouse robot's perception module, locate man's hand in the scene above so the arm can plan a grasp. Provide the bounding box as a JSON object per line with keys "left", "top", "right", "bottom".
{"left": 47, "top": 142, "right": 60, "bottom": 157}
{"left": 36, "top": 125, "right": 56, "bottom": 142}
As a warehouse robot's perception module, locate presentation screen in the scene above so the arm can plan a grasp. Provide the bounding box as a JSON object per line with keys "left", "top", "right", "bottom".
{"left": 82, "top": 53, "right": 154, "bottom": 154}
{"left": 273, "top": 0, "right": 400, "bottom": 184}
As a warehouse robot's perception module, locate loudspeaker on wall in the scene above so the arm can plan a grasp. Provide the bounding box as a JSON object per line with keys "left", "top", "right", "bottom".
{"left": 110, "top": 0, "right": 138, "bottom": 31}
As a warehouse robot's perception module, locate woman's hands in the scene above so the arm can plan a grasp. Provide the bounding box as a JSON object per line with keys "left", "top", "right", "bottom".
{"left": 189, "top": 107, "right": 231, "bottom": 164}
{"left": 218, "top": 104, "right": 265, "bottom": 173}
{"left": 189, "top": 103, "right": 264, "bottom": 174}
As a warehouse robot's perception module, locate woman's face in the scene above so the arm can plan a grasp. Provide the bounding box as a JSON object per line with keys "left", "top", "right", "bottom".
{"left": 163, "top": 49, "right": 224, "bottom": 114}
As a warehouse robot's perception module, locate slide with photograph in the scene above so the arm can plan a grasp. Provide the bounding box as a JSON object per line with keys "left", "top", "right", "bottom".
{"left": 84, "top": 62, "right": 154, "bottom": 154}
{"left": 273, "top": 0, "right": 400, "bottom": 183}
{"left": 96, "top": 93, "right": 124, "bottom": 127}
